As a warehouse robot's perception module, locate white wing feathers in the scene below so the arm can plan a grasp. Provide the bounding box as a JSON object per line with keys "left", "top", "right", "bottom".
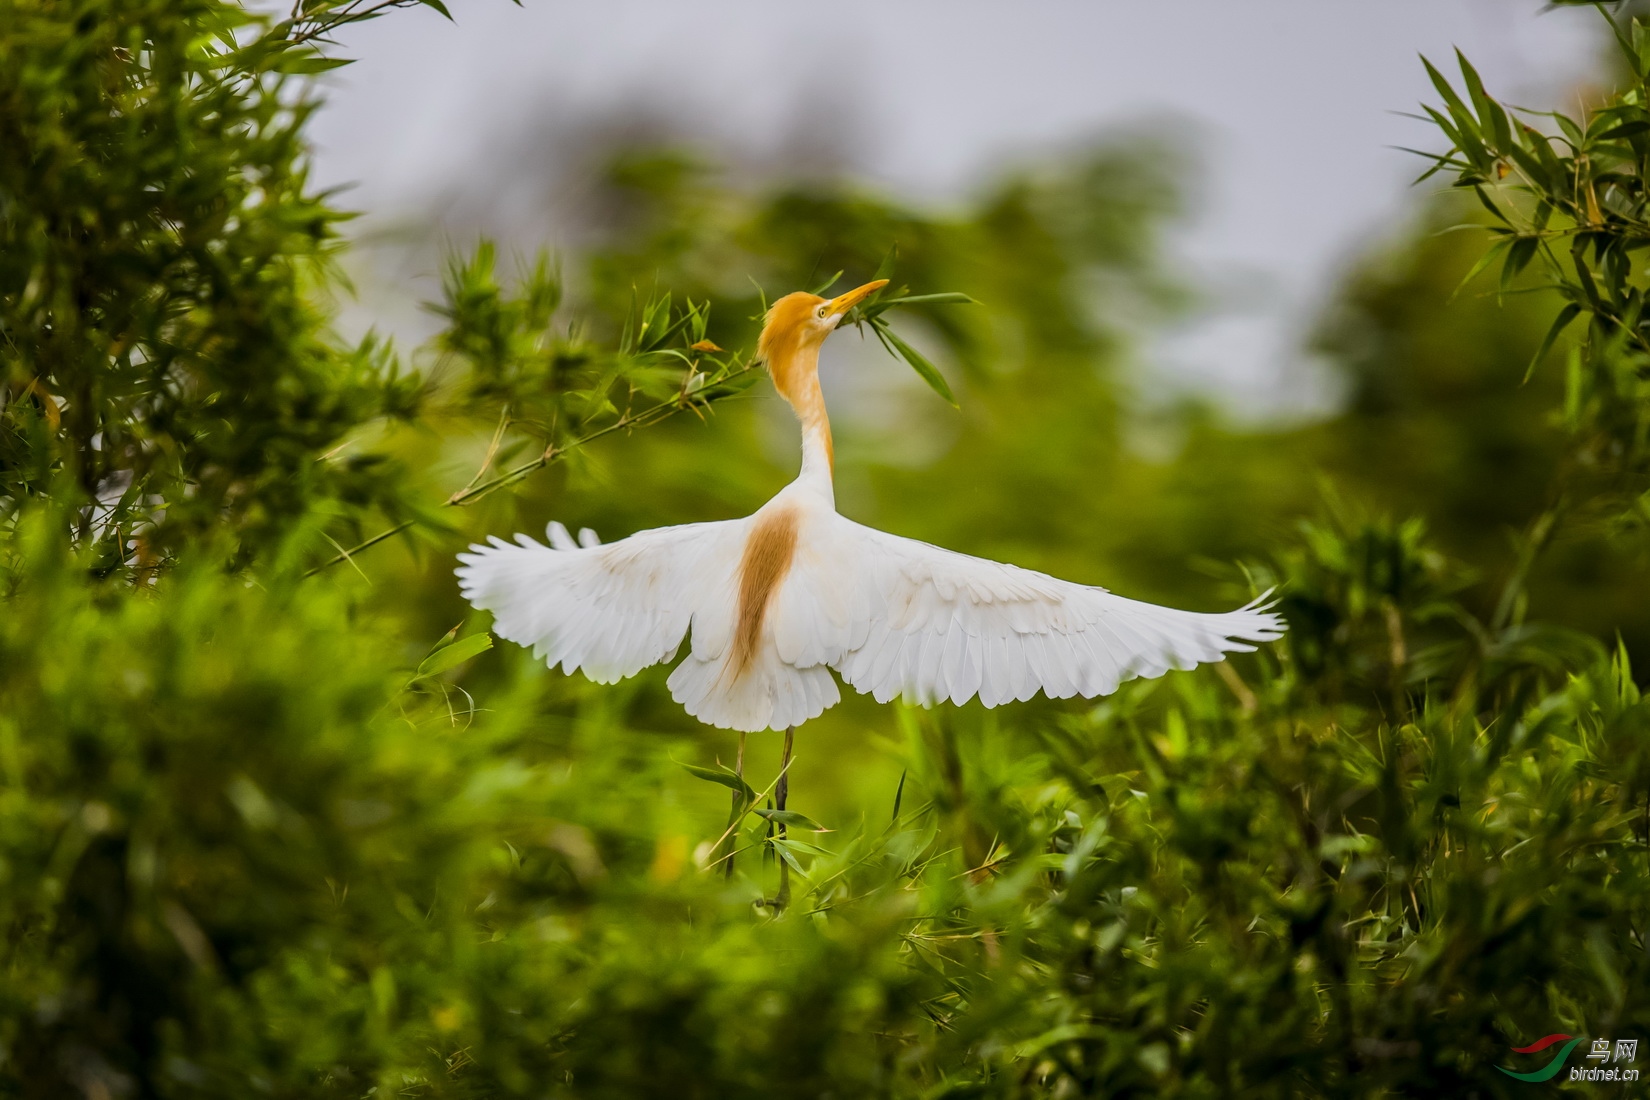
{"left": 826, "top": 519, "right": 1282, "bottom": 708}
{"left": 456, "top": 511, "right": 1284, "bottom": 732}
{"left": 456, "top": 519, "right": 743, "bottom": 686}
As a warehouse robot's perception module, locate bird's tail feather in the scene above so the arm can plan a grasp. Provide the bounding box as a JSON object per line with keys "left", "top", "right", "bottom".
{"left": 667, "top": 648, "right": 839, "bottom": 733}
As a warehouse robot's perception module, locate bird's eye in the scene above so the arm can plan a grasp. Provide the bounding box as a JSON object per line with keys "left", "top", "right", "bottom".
{"left": 817, "top": 305, "right": 830, "bottom": 319}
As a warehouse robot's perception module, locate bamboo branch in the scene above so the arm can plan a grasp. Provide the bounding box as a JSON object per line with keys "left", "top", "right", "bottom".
{"left": 307, "top": 361, "right": 757, "bottom": 576}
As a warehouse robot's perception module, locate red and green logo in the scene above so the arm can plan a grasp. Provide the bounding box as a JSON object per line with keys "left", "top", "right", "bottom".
{"left": 1497, "top": 1035, "right": 1583, "bottom": 1082}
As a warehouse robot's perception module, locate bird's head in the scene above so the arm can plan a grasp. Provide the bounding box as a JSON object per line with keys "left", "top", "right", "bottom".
{"left": 757, "top": 279, "right": 888, "bottom": 402}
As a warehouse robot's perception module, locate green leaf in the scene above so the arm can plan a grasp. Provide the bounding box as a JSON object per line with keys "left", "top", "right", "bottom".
{"left": 648, "top": 308, "right": 695, "bottom": 351}
{"left": 1500, "top": 236, "right": 1540, "bottom": 296}
{"left": 1421, "top": 56, "right": 1492, "bottom": 169}
{"left": 639, "top": 293, "right": 671, "bottom": 349}
{"left": 1555, "top": 112, "right": 1585, "bottom": 150}
{"left": 1422, "top": 56, "right": 1473, "bottom": 124}
{"left": 1472, "top": 186, "right": 1511, "bottom": 226}
{"left": 768, "top": 837, "right": 808, "bottom": 875}
{"left": 418, "top": 0, "right": 455, "bottom": 18}
{"left": 859, "top": 288, "right": 973, "bottom": 323}
{"left": 1503, "top": 145, "right": 1552, "bottom": 193}
{"left": 1525, "top": 303, "right": 1582, "bottom": 382}
{"left": 273, "top": 53, "right": 354, "bottom": 75}
{"left": 879, "top": 292, "right": 978, "bottom": 308}
{"left": 1572, "top": 250, "right": 1603, "bottom": 308}
{"left": 810, "top": 271, "right": 844, "bottom": 297}
{"left": 1421, "top": 104, "right": 1464, "bottom": 151}
{"left": 680, "top": 761, "right": 756, "bottom": 801}
{"left": 755, "top": 808, "right": 828, "bottom": 832}
{"left": 415, "top": 633, "right": 492, "bottom": 678}
{"left": 1603, "top": 7, "right": 1642, "bottom": 78}
{"left": 1456, "top": 49, "right": 1512, "bottom": 151}
{"left": 1601, "top": 119, "right": 1650, "bottom": 141}
{"left": 1526, "top": 127, "right": 1570, "bottom": 191}
{"left": 1449, "top": 235, "right": 1509, "bottom": 302}
{"left": 694, "top": 370, "right": 764, "bottom": 402}
{"left": 870, "top": 318, "right": 958, "bottom": 407}
{"left": 873, "top": 245, "right": 898, "bottom": 283}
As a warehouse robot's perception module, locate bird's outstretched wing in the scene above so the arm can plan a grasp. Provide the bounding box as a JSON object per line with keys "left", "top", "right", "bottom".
{"left": 456, "top": 519, "right": 746, "bottom": 684}
{"left": 819, "top": 516, "right": 1284, "bottom": 707}
{"left": 458, "top": 510, "right": 1283, "bottom": 731}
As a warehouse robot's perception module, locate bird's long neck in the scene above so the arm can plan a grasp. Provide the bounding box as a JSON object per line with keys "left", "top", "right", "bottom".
{"left": 773, "top": 344, "right": 834, "bottom": 502}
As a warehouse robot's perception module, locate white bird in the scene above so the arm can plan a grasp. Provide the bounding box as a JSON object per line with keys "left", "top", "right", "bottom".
{"left": 457, "top": 279, "right": 1284, "bottom": 738}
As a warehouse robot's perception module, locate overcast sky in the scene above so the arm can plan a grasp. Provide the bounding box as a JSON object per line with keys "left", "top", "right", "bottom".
{"left": 308, "top": 0, "right": 1604, "bottom": 419}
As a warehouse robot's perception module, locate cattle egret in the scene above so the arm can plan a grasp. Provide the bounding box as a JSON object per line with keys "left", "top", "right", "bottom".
{"left": 457, "top": 280, "right": 1284, "bottom": 836}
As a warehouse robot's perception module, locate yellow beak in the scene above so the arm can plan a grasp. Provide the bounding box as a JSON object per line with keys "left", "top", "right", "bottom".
{"left": 825, "top": 279, "right": 889, "bottom": 318}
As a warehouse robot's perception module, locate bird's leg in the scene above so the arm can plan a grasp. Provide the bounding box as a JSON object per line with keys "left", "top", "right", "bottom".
{"left": 724, "top": 731, "right": 746, "bottom": 880}
{"left": 775, "top": 725, "right": 793, "bottom": 815}
{"left": 774, "top": 725, "right": 795, "bottom": 911}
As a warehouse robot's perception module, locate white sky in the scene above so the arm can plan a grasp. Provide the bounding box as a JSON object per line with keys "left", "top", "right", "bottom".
{"left": 308, "top": 0, "right": 1604, "bottom": 420}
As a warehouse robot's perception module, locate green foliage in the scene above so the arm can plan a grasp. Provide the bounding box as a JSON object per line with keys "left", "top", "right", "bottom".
{"left": 1418, "top": 20, "right": 1650, "bottom": 542}
{"left": 5, "top": 497, "right": 1646, "bottom": 1097}
{"left": 3, "top": 1, "right": 1650, "bottom": 1097}
{"left": 0, "top": 0, "right": 426, "bottom": 565}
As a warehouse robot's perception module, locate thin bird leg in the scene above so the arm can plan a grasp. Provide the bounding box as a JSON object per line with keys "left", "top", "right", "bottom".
{"left": 774, "top": 725, "right": 795, "bottom": 911}
{"left": 724, "top": 731, "right": 746, "bottom": 880}
{"left": 776, "top": 726, "right": 794, "bottom": 815}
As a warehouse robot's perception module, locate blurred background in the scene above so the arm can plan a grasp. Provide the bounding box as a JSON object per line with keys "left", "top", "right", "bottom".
{"left": 311, "top": 0, "right": 1598, "bottom": 414}
{"left": 299, "top": 0, "right": 1643, "bottom": 820}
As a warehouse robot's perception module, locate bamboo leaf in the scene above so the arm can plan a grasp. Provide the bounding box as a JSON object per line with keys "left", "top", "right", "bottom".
{"left": 1602, "top": 6, "right": 1642, "bottom": 78}
{"left": 1600, "top": 119, "right": 1650, "bottom": 141}
{"left": 873, "top": 245, "right": 898, "bottom": 283}
{"left": 879, "top": 293, "right": 978, "bottom": 308}
{"left": 1501, "top": 236, "right": 1539, "bottom": 296}
{"left": 810, "top": 271, "right": 844, "bottom": 297}
{"left": 639, "top": 293, "right": 671, "bottom": 349}
{"left": 415, "top": 633, "right": 492, "bottom": 679}
{"left": 1456, "top": 49, "right": 1512, "bottom": 151}
{"left": 1449, "top": 236, "right": 1511, "bottom": 302}
{"left": 756, "top": 808, "right": 829, "bottom": 832}
{"left": 1526, "top": 303, "right": 1582, "bottom": 382}
{"left": 1422, "top": 57, "right": 1492, "bottom": 168}
{"left": 1502, "top": 145, "right": 1549, "bottom": 190}
{"left": 681, "top": 761, "right": 757, "bottom": 801}
{"left": 769, "top": 837, "right": 808, "bottom": 875}
{"left": 870, "top": 319, "right": 958, "bottom": 407}
{"left": 1555, "top": 112, "right": 1585, "bottom": 149}
{"left": 272, "top": 52, "right": 353, "bottom": 74}
{"left": 1422, "top": 56, "right": 1474, "bottom": 124}
{"left": 1473, "top": 186, "right": 1512, "bottom": 226}
{"left": 1422, "top": 104, "right": 1464, "bottom": 151}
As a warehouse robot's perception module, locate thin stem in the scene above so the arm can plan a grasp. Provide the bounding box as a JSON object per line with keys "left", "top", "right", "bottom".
{"left": 305, "top": 519, "right": 414, "bottom": 577}
{"left": 774, "top": 725, "right": 795, "bottom": 911}
{"left": 1492, "top": 506, "right": 1562, "bottom": 632}
{"left": 776, "top": 726, "right": 794, "bottom": 816}
{"left": 308, "top": 361, "right": 758, "bottom": 576}
{"left": 702, "top": 755, "right": 795, "bottom": 872}
{"left": 725, "top": 731, "right": 746, "bottom": 881}
{"left": 288, "top": 0, "right": 413, "bottom": 47}
{"left": 456, "top": 407, "right": 512, "bottom": 497}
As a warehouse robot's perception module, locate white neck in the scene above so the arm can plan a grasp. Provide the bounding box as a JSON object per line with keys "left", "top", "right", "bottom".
{"left": 781, "top": 344, "right": 835, "bottom": 506}
{"left": 796, "top": 414, "right": 834, "bottom": 504}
